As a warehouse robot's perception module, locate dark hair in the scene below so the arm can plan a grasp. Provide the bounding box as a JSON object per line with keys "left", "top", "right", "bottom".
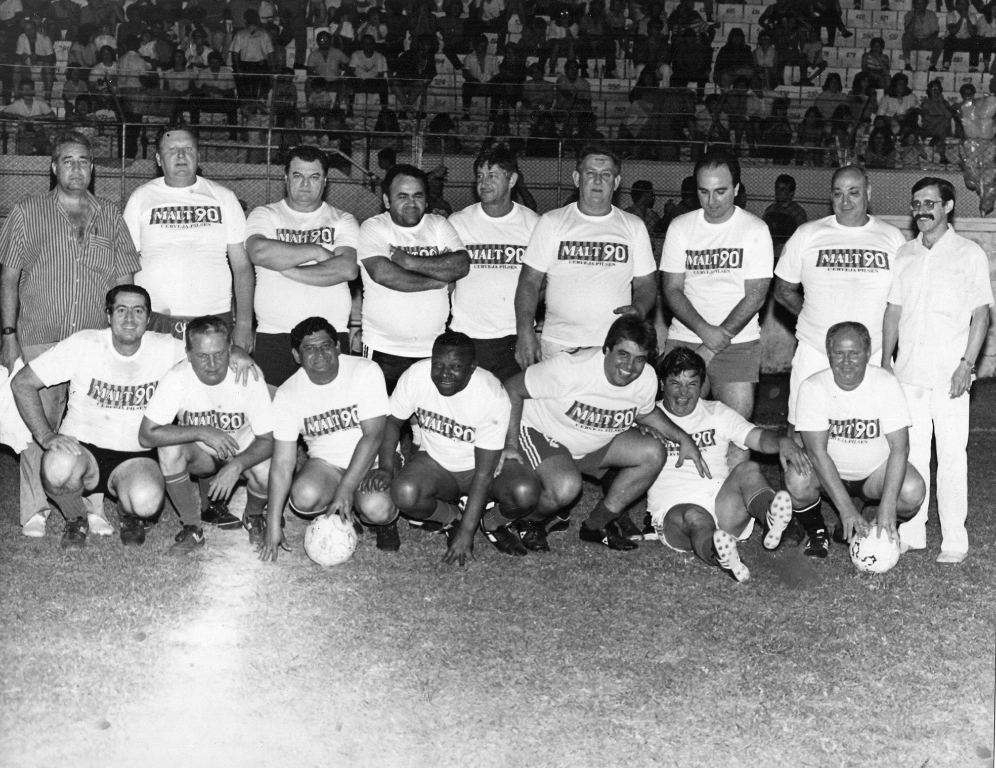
{"left": 185, "top": 315, "right": 231, "bottom": 350}
{"left": 911, "top": 175, "right": 955, "bottom": 204}
{"left": 156, "top": 121, "right": 198, "bottom": 154}
{"left": 377, "top": 147, "right": 397, "bottom": 164}
{"left": 382, "top": 163, "right": 428, "bottom": 197}
{"left": 432, "top": 330, "right": 476, "bottom": 361}
{"left": 822, "top": 72, "right": 843, "bottom": 92}
{"left": 694, "top": 147, "right": 741, "bottom": 189}
{"left": 775, "top": 174, "right": 796, "bottom": 192}
{"left": 284, "top": 144, "right": 330, "bottom": 174}
{"left": 825, "top": 321, "right": 871, "bottom": 355}
{"left": 575, "top": 143, "right": 621, "bottom": 173}
{"left": 473, "top": 142, "right": 520, "bottom": 177}
{"left": 105, "top": 285, "right": 151, "bottom": 315}
{"left": 657, "top": 347, "right": 706, "bottom": 384}
{"left": 603, "top": 315, "right": 657, "bottom": 359}
{"left": 291, "top": 317, "right": 339, "bottom": 351}
{"left": 50, "top": 130, "right": 93, "bottom": 163}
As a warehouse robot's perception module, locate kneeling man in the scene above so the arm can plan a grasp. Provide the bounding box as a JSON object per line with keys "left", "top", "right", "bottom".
{"left": 504, "top": 315, "right": 708, "bottom": 553}
{"left": 648, "top": 348, "right": 809, "bottom": 582}
{"left": 140, "top": 316, "right": 274, "bottom": 554}
{"left": 376, "top": 331, "right": 538, "bottom": 564}
{"left": 789, "top": 321, "right": 926, "bottom": 557}
{"left": 259, "top": 317, "right": 395, "bottom": 561}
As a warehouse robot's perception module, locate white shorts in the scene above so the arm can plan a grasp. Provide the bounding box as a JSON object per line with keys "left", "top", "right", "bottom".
{"left": 787, "top": 341, "right": 881, "bottom": 424}
{"left": 648, "top": 474, "right": 755, "bottom": 551}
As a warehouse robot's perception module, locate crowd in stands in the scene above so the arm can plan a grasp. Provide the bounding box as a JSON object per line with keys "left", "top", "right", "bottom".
{"left": 0, "top": 0, "right": 992, "bottom": 165}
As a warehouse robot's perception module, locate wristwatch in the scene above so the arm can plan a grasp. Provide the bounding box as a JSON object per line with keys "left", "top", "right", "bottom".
{"left": 1, "top": 327, "right": 15, "bottom": 336}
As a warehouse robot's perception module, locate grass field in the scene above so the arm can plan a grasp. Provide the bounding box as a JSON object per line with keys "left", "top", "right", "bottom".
{"left": 1, "top": 376, "right": 994, "bottom": 768}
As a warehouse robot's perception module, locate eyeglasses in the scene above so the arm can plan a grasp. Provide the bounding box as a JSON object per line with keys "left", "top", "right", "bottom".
{"left": 910, "top": 199, "right": 943, "bottom": 211}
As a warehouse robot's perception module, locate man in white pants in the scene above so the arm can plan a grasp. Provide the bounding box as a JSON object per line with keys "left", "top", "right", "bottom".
{"left": 882, "top": 177, "right": 993, "bottom": 564}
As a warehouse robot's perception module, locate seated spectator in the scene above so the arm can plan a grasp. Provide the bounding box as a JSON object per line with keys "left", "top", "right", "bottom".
{"left": 94, "top": 22, "right": 117, "bottom": 52}
{"left": 723, "top": 76, "right": 750, "bottom": 155}
{"left": 345, "top": 34, "right": 389, "bottom": 114}
{"left": 520, "top": 62, "right": 555, "bottom": 124}
{"left": 69, "top": 94, "right": 97, "bottom": 134}
{"left": 625, "top": 179, "right": 663, "bottom": 235}
{"left": 672, "top": 27, "right": 713, "bottom": 101}
{"left": 307, "top": 31, "right": 349, "bottom": 103}
{"left": 814, "top": 72, "right": 849, "bottom": 121}
{"left": 527, "top": 110, "right": 560, "bottom": 156}
{"left": 863, "top": 127, "right": 897, "bottom": 167}
{"left": 694, "top": 92, "right": 731, "bottom": 149}
{"left": 647, "top": 85, "right": 697, "bottom": 160}
{"left": 161, "top": 49, "right": 195, "bottom": 118}
{"left": 754, "top": 97, "right": 793, "bottom": 165}
{"left": 828, "top": 103, "right": 857, "bottom": 164}
{"left": 758, "top": 0, "right": 805, "bottom": 33}
{"left": 903, "top": 0, "right": 944, "bottom": 71}
{"left": 69, "top": 25, "right": 99, "bottom": 73}
{"left": 15, "top": 17, "right": 56, "bottom": 102}
{"left": 669, "top": 0, "right": 715, "bottom": 41}
{"left": 192, "top": 50, "right": 239, "bottom": 138}
{"left": 308, "top": 76, "right": 335, "bottom": 124}
{"left": 977, "top": 2, "right": 996, "bottom": 73}
{"left": 895, "top": 125, "right": 932, "bottom": 166}
{"left": 811, "top": 0, "right": 853, "bottom": 45}
{"left": 519, "top": 11, "right": 548, "bottom": 63}
{"left": 753, "top": 31, "right": 779, "bottom": 90}
{"left": 490, "top": 41, "right": 528, "bottom": 116}
{"left": 62, "top": 66, "right": 90, "bottom": 117}
{"left": 553, "top": 59, "right": 591, "bottom": 133}
{"left": 746, "top": 73, "right": 776, "bottom": 154}
{"left": 632, "top": 16, "right": 669, "bottom": 70}
{"left": 849, "top": 71, "right": 879, "bottom": 123}
{"left": 944, "top": 0, "right": 985, "bottom": 71}
{"left": 183, "top": 26, "right": 212, "bottom": 69}
{"left": 862, "top": 36, "right": 891, "bottom": 89}
{"left": 545, "top": 10, "right": 576, "bottom": 75}
{"left": 714, "top": 28, "right": 753, "bottom": 90}
{"left": 271, "top": 68, "right": 299, "bottom": 129}
{"left": 1, "top": 79, "right": 54, "bottom": 120}
{"left": 799, "top": 27, "right": 827, "bottom": 85}
{"left": 462, "top": 34, "right": 500, "bottom": 119}
{"left": 357, "top": 7, "right": 388, "bottom": 47}
{"left": 606, "top": 0, "right": 630, "bottom": 63}
{"left": 438, "top": 0, "right": 469, "bottom": 71}
{"left": 576, "top": 0, "right": 616, "bottom": 78}
{"left": 795, "top": 105, "right": 826, "bottom": 166}
{"left": 88, "top": 45, "right": 118, "bottom": 108}
{"left": 391, "top": 34, "right": 436, "bottom": 119}
{"left": 919, "top": 77, "right": 955, "bottom": 162}
{"left": 879, "top": 72, "right": 919, "bottom": 134}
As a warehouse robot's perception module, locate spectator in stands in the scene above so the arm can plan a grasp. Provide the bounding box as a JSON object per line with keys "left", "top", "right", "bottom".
{"left": 69, "top": 94, "right": 96, "bottom": 131}
{"left": 660, "top": 175, "right": 700, "bottom": 234}
{"left": 15, "top": 17, "right": 55, "bottom": 103}
{"left": 695, "top": 93, "right": 731, "bottom": 151}
{"left": 308, "top": 76, "right": 334, "bottom": 126}
{"left": 521, "top": 62, "right": 555, "bottom": 125}
{"left": 392, "top": 34, "right": 436, "bottom": 119}
{"left": 490, "top": 41, "right": 528, "bottom": 116}
{"left": 231, "top": 9, "right": 274, "bottom": 104}
{"left": 528, "top": 111, "right": 560, "bottom": 156}
{"left": 438, "top": 0, "right": 469, "bottom": 70}
{"left": 714, "top": 28, "right": 753, "bottom": 90}
{"left": 619, "top": 67, "right": 658, "bottom": 153}
{"left": 672, "top": 27, "right": 713, "bottom": 101}
{"left": 468, "top": 0, "right": 507, "bottom": 45}
{"left": 307, "top": 31, "right": 349, "bottom": 106}
{"left": 116, "top": 4, "right": 146, "bottom": 49}
{"left": 162, "top": 49, "right": 195, "bottom": 118}
{"left": 183, "top": 27, "right": 212, "bottom": 69}
{"left": 2, "top": 79, "right": 54, "bottom": 121}
{"left": 545, "top": 10, "right": 575, "bottom": 76}
{"left": 606, "top": 0, "right": 630, "bottom": 64}
{"left": 864, "top": 127, "right": 897, "bottom": 167}
{"left": 764, "top": 174, "right": 808, "bottom": 228}
{"left": 753, "top": 31, "right": 779, "bottom": 90}
{"left": 271, "top": 68, "right": 299, "bottom": 130}
{"left": 576, "top": 0, "right": 616, "bottom": 78}
{"left": 94, "top": 22, "right": 117, "bottom": 52}
{"left": 850, "top": 71, "right": 879, "bottom": 124}
{"left": 553, "top": 59, "right": 591, "bottom": 136}
{"left": 977, "top": 2, "right": 996, "bottom": 73}
{"left": 116, "top": 34, "right": 152, "bottom": 159}
{"left": 724, "top": 76, "right": 750, "bottom": 156}
{"left": 919, "top": 77, "right": 955, "bottom": 162}
{"left": 811, "top": 0, "right": 853, "bottom": 45}
{"left": 862, "top": 36, "right": 891, "bottom": 89}
{"left": 462, "top": 34, "right": 500, "bottom": 119}
{"left": 192, "top": 50, "right": 239, "bottom": 139}
{"left": 799, "top": 27, "right": 827, "bottom": 86}
{"left": 632, "top": 16, "right": 669, "bottom": 70}
{"left": 62, "top": 66, "right": 90, "bottom": 117}
{"left": 625, "top": 179, "right": 663, "bottom": 236}
{"left": 828, "top": 104, "right": 858, "bottom": 164}
{"left": 880, "top": 72, "right": 920, "bottom": 135}
{"left": 357, "top": 7, "right": 388, "bottom": 47}
{"left": 904, "top": 0, "right": 944, "bottom": 71}
{"left": 669, "top": 0, "right": 715, "bottom": 41}
{"left": 944, "top": 0, "right": 986, "bottom": 70}
{"left": 814, "top": 72, "right": 850, "bottom": 121}
{"left": 796, "top": 105, "right": 826, "bottom": 166}
{"left": 506, "top": 0, "right": 525, "bottom": 45}
{"left": 345, "top": 34, "right": 389, "bottom": 114}
{"left": 69, "top": 25, "right": 99, "bottom": 73}
{"left": 88, "top": 45, "right": 117, "bottom": 109}
{"left": 650, "top": 85, "right": 697, "bottom": 160}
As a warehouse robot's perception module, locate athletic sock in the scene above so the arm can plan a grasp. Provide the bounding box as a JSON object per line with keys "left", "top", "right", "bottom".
{"left": 482, "top": 504, "right": 515, "bottom": 531}
{"left": 50, "top": 491, "right": 88, "bottom": 521}
{"left": 426, "top": 499, "right": 461, "bottom": 525}
{"left": 794, "top": 499, "right": 826, "bottom": 535}
{"left": 198, "top": 477, "right": 213, "bottom": 510}
{"left": 165, "top": 472, "right": 201, "bottom": 527}
{"left": 245, "top": 488, "right": 266, "bottom": 518}
{"left": 583, "top": 500, "right": 615, "bottom": 531}
{"left": 747, "top": 487, "right": 777, "bottom": 522}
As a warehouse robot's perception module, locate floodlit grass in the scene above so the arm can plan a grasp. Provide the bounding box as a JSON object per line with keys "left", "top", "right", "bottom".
{"left": 1, "top": 379, "right": 994, "bottom": 768}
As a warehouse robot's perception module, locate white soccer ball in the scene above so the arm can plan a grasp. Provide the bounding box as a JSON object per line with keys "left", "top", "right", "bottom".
{"left": 304, "top": 514, "right": 358, "bottom": 567}
{"left": 849, "top": 528, "right": 901, "bottom": 574}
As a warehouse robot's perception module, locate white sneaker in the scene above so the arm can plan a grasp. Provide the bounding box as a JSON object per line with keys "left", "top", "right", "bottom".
{"left": 763, "top": 490, "right": 793, "bottom": 550}
{"left": 88, "top": 513, "right": 114, "bottom": 536}
{"left": 713, "top": 529, "right": 750, "bottom": 583}
{"left": 936, "top": 550, "right": 967, "bottom": 564}
{"left": 22, "top": 511, "right": 49, "bottom": 538}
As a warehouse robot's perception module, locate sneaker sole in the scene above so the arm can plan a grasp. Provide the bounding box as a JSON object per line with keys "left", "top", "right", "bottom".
{"left": 713, "top": 530, "right": 750, "bottom": 583}
{"left": 763, "top": 491, "right": 793, "bottom": 550}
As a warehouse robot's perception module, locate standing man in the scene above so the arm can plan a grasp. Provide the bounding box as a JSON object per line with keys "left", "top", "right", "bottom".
{"left": 763, "top": 174, "right": 808, "bottom": 230}
{"left": 514, "top": 145, "right": 657, "bottom": 367}
{"left": 882, "top": 178, "right": 993, "bottom": 564}
{"left": 0, "top": 130, "right": 141, "bottom": 538}
{"left": 449, "top": 143, "right": 539, "bottom": 382}
{"left": 246, "top": 145, "right": 359, "bottom": 390}
{"left": 660, "top": 149, "right": 774, "bottom": 456}
{"left": 230, "top": 9, "right": 275, "bottom": 104}
{"left": 356, "top": 164, "right": 469, "bottom": 393}
{"left": 123, "top": 123, "right": 255, "bottom": 353}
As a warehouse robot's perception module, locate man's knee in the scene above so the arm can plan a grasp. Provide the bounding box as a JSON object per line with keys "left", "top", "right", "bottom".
{"left": 247, "top": 461, "right": 270, "bottom": 491}
{"left": 124, "top": 480, "right": 165, "bottom": 518}
{"left": 629, "top": 435, "right": 668, "bottom": 475}
{"left": 40, "top": 450, "right": 87, "bottom": 493}
{"left": 157, "top": 444, "right": 187, "bottom": 474}
{"left": 355, "top": 489, "right": 396, "bottom": 524}
{"left": 730, "top": 459, "right": 763, "bottom": 484}
{"left": 289, "top": 475, "right": 326, "bottom": 513}
{"left": 390, "top": 474, "right": 426, "bottom": 511}
{"left": 538, "top": 467, "right": 583, "bottom": 509}
{"left": 784, "top": 461, "right": 819, "bottom": 503}
{"left": 494, "top": 469, "right": 541, "bottom": 512}
{"left": 899, "top": 469, "right": 927, "bottom": 514}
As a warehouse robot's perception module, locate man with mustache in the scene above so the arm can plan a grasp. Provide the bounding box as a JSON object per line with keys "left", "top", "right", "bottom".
{"left": 882, "top": 178, "right": 993, "bottom": 564}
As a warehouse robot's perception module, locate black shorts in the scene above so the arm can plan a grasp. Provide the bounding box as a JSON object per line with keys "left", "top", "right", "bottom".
{"left": 362, "top": 346, "right": 422, "bottom": 394}
{"left": 254, "top": 331, "right": 351, "bottom": 387}
{"left": 470, "top": 335, "right": 520, "bottom": 382}
{"left": 79, "top": 441, "right": 157, "bottom": 497}
{"left": 517, "top": 426, "right": 613, "bottom": 479}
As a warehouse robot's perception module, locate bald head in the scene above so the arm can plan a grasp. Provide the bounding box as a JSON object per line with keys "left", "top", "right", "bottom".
{"left": 831, "top": 166, "right": 871, "bottom": 227}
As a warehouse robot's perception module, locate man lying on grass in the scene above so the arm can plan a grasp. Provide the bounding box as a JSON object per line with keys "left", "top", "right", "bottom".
{"left": 258, "top": 317, "right": 397, "bottom": 562}
{"left": 644, "top": 347, "right": 810, "bottom": 583}
{"left": 788, "top": 321, "right": 926, "bottom": 558}
{"left": 501, "top": 315, "right": 709, "bottom": 553}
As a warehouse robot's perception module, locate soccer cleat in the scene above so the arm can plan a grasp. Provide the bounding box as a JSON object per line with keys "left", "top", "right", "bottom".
{"left": 614, "top": 512, "right": 644, "bottom": 542}
{"left": 516, "top": 519, "right": 551, "bottom": 552}
{"left": 201, "top": 500, "right": 242, "bottom": 530}
{"left": 61, "top": 517, "right": 89, "bottom": 549}
{"left": 640, "top": 513, "right": 659, "bottom": 541}
{"left": 88, "top": 513, "right": 114, "bottom": 536}
{"left": 545, "top": 513, "right": 571, "bottom": 534}
{"left": 22, "top": 511, "right": 49, "bottom": 538}
{"left": 713, "top": 529, "right": 750, "bottom": 583}
{"left": 375, "top": 519, "right": 401, "bottom": 552}
{"left": 169, "top": 525, "right": 205, "bottom": 556}
{"left": 481, "top": 522, "right": 528, "bottom": 557}
{"left": 804, "top": 528, "right": 830, "bottom": 559}
{"left": 579, "top": 519, "right": 638, "bottom": 551}
{"left": 762, "top": 491, "right": 794, "bottom": 550}
{"left": 119, "top": 514, "right": 146, "bottom": 547}
{"left": 246, "top": 515, "right": 266, "bottom": 547}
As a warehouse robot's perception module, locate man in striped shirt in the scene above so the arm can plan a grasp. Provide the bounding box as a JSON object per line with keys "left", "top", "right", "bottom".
{"left": 0, "top": 130, "right": 141, "bottom": 538}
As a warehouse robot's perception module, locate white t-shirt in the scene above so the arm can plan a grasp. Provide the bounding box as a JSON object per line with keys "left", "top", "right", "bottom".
{"left": 31, "top": 329, "right": 185, "bottom": 452}
{"left": 144, "top": 362, "right": 274, "bottom": 456}
{"left": 272, "top": 357, "right": 388, "bottom": 469}
{"left": 245, "top": 200, "right": 360, "bottom": 335}
{"left": 357, "top": 212, "right": 466, "bottom": 358}
{"left": 522, "top": 203, "right": 656, "bottom": 347}
{"left": 774, "top": 215, "right": 906, "bottom": 353}
{"left": 349, "top": 50, "right": 387, "bottom": 78}
{"left": 389, "top": 360, "right": 509, "bottom": 472}
{"left": 449, "top": 202, "right": 540, "bottom": 339}
{"left": 795, "top": 366, "right": 911, "bottom": 481}
{"left": 521, "top": 347, "right": 657, "bottom": 458}
{"left": 124, "top": 177, "right": 248, "bottom": 317}
{"left": 661, "top": 208, "right": 774, "bottom": 344}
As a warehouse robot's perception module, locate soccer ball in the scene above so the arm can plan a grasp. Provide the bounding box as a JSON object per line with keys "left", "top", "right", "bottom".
{"left": 304, "top": 514, "right": 358, "bottom": 567}
{"left": 849, "top": 528, "right": 901, "bottom": 574}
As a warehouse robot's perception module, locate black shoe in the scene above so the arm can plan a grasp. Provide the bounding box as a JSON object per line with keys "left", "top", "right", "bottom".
{"left": 545, "top": 513, "right": 571, "bottom": 534}
{"left": 517, "top": 519, "right": 551, "bottom": 552}
{"left": 640, "top": 513, "right": 660, "bottom": 541}
{"left": 201, "top": 500, "right": 241, "bottom": 530}
{"left": 375, "top": 519, "right": 401, "bottom": 552}
{"left": 804, "top": 528, "right": 830, "bottom": 559}
{"left": 782, "top": 517, "right": 806, "bottom": 546}
{"left": 614, "top": 512, "right": 643, "bottom": 542}
{"left": 246, "top": 515, "right": 266, "bottom": 547}
{"left": 120, "top": 514, "right": 146, "bottom": 547}
{"left": 61, "top": 517, "right": 88, "bottom": 549}
{"left": 579, "top": 520, "right": 638, "bottom": 551}
{"left": 482, "top": 522, "right": 528, "bottom": 557}
{"left": 169, "top": 524, "right": 205, "bottom": 556}
{"left": 831, "top": 524, "right": 849, "bottom": 546}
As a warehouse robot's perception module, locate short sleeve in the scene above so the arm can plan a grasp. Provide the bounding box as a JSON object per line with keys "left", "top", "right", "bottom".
{"left": 744, "top": 218, "right": 774, "bottom": 280}
{"left": 0, "top": 206, "right": 27, "bottom": 270}
{"left": 521, "top": 213, "right": 556, "bottom": 274}
{"left": 245, "top": 204, "right": 277, "bottom": 241}
{"left": 357, "top": 362, "right": 389, "bottom": 421}
{"left": 388, "top": 366, "right": 417, "bottom": 420}
{"left": 224, "top": 190, "right": 247, "bottom": 244}
{"left": 474, "top": 386, "right": 510, "bottom": 451}
{"left": 144, "top": 367, "right": 185, "bottom": 426}
{"left": 660, "top": 214, "right": 688, "bottom": 274}
{"left": 28, "top": 335, "right": 83, "bottom": 387}
{"left": 122, "top": 191, "right": 142, "bottom": 250}
{"left": 774, "top": 225, "right": 806, "bottom": 283}
{"left": 432, "top": 216, "right": 466, "bottom": 253}
{"left": 333, "top": 211, "right": 361, "bottom": 252}
{"left": 887, "top": 256, "right": 905, "bottom": 305}
{"left": 357, "top": 217, "right": 388, "bottom": 263}
{"left": 793, "top": 376, "right": 828, "bottom": 433}
{"left": 110, "top": 208, "right": 142, "bottom": 276}
{"left": 245, "top": 379, "right": 275, "bottom": 435}
{"left": 629, "top": 216, "right": 656, "bottom": 277}
{"left": 879, "top": 373, "right": 911, "bottom": 434}
{"left": 522, "top": 353, "right": 573, "bottom": 400}
{"left": 718, "top": 404, "right": 756, "bottom": 450}
{"left": 967, "top": 248, "right": 995, "bottom": 309}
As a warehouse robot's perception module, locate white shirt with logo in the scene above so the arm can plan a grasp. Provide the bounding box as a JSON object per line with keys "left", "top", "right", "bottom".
{"left": 775, "top": 215, "right": 906, "bottom": 353}
{"left": 144, "top": 362, "right": 274, "bottom": 456}
{"left": 246, "top": 200, "right": 360, "bottom": 335}
{"left": 124, "top": 177, "right": 248, "bottom": 317}
{"left": 521, "top": 347, "right": 657, "bottom": 458}
{"left": 272, "top": 356, "right": 388, "bottom": 469}
{"left": 30, "top": 329, "right": 186, "bottom": 452}
{"left": 795, "top": 366, "right": 911, "bottom": 481}
{"left": 389, "top": 359, "right": 510, "bottom": 472}
{"left": 357, "top": 212, "right": 466, "bottom": 358}
{"left": 449, "top": 202, "right": 540, "bottom": 339}
{"left": 522, "top": 203, "right": 656, "bottom": 348}
{"left": 660, "top": 207, "right": 774, "bottom": 344}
